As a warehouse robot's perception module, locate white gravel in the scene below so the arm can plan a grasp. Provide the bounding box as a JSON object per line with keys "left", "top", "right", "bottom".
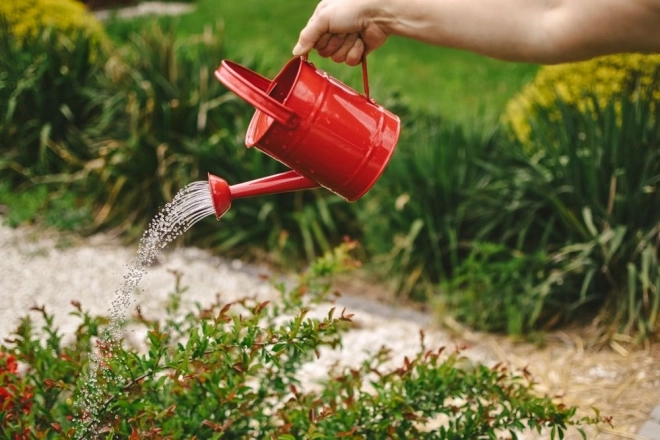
{"left": 0, "top": 222, "right": 274, "bottom": 343}
{"left": 92, "top": 2, "right": 195, "bottom": 21}
{"left": 0, "top": 220, "right": 482, "bottom": 371}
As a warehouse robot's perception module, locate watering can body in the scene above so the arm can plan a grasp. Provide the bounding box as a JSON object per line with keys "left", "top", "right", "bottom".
{"left": 209, "top": 56, "right": 400, "bottom": 218}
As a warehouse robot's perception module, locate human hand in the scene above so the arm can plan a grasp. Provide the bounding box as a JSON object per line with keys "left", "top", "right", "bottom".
{"left": 292, "top": 0, "right": 390, "bottom": 65}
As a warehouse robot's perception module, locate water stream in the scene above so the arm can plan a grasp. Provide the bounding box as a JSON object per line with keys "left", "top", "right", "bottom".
{"left": 74, "top": 180, "right": 216, "bottom": 437}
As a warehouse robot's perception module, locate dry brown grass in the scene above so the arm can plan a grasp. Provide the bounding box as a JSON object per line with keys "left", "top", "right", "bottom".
{"left": 471, "top": 327, "right": 659, "bottom": 439}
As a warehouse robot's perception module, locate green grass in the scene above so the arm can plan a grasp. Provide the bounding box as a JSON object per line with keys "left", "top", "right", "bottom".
{"left": 103, "top": 0, "right": 539, "bottom": 125}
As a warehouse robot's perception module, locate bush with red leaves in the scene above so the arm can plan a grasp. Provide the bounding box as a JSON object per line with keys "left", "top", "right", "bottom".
{"left": 0, "top": 352, "right": 33, "bottom": 426}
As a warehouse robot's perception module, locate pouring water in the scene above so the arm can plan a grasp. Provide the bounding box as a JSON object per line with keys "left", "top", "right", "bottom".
{"left": 75, "top": 180, "right": 215, "bottom": 437}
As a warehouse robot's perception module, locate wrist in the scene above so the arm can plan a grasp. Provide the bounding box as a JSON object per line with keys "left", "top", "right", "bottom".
{"left": 374, "top": 0, "right": 437, "bottom": 38}
{"left": 370, "top": 0, "right": 400, "bottom": 36}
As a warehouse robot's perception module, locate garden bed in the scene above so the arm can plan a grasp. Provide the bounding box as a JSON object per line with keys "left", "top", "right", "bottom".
{"left": 1, "top": 220, "right": 657, "bottom": 439}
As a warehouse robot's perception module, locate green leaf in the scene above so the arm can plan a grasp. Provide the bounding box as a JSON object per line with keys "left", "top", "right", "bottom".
{"left": 271, "top": 343, "right": 287, "bottom": 353}
{"left": 581, "top": 207, "right": 597, "bottom": 237}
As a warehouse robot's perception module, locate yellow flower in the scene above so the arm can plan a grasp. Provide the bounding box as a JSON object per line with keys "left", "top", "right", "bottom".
{"left": 502, "top": 54, "right": 660, "bottom": 146}
{"left": 0, "top": 0, "right": 107, "bottom": 51}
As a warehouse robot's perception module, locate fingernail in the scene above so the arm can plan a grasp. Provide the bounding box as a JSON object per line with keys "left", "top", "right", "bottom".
{"left": 292, "top": 43, "right": 304, "bottom": 56}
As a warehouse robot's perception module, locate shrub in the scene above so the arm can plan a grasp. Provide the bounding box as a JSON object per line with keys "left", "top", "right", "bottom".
{"left": 357, "top": 112, "right": 498, "bottom": 300}
{"left": 0, "top": 19, "right": 108, "bottom": 186}
{"left": 0, "top": 2, "right": 109, "bottom": 233}
{"left": 0, "top": 352, "right": 33, "bottom": 433}
{"left": 502, "top": 54, "right": 660, "bottom": 145}
{"left": 437, "top": 243, "right": 556, "bottom": 336}
{"left": 0, "top": 0, "right": 107, "bottom": 49}
{"left": 0, "top": 243, "right": 603, "bottom": 438}
{"left": 468, "top": 57, "right": 660, "bottom": 340}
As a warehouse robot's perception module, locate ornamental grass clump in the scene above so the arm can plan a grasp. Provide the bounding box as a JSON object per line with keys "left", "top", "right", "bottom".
{"left": 465, "top": 54, "right": 660, "bottom": 340}
{"left": 0, "top": 0, "right": 111, "bottom": 233}
{"left": 0, "top": 16, "right": 109, "bottom": 186}
{"left": 87, "top": 21, "right": 354, "bottom": 262}
{"left": 0, "top": 243, "right": 604, "bottom": 438}
{"left": 357, "top": 113, "right": 498, "bottom": 300}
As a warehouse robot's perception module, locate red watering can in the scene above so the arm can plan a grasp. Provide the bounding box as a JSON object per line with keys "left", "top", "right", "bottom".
{"left": 208, "top": 55, "right": 401, "bottom": 219}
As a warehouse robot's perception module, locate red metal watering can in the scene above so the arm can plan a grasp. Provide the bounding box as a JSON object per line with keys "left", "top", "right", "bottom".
{"left": 208, "top": 55, "right": 401, "bottom": 219}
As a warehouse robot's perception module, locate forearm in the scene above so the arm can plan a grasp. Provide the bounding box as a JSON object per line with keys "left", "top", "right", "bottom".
{"left": 379, "top": 0, "right": 660, "bottom": 63}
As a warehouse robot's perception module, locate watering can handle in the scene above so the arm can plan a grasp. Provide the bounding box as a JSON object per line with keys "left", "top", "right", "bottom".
{"left": 215, "top": 60, "right": 300, "bottom": 129}
{"left": 361, "top": 57, "right": 370, "bottom": 100}
{"left": 299, "top": 53, "right": 371, "bottom": 100}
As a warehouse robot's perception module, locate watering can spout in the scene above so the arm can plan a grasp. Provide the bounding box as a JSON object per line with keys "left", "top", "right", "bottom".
{"left": 208, "top": 173, "right": 233, "bottom": 219}
{"left": 208, "top": 171, "right": 321, "bottom": 220}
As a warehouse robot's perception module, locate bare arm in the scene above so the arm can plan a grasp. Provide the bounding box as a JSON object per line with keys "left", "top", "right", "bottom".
{"left": 292, "top": 0, "right": 660, "bottom": 65}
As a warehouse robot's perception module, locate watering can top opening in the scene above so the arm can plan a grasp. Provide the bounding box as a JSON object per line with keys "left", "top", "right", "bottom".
{"left": 214, "top": 55, "right": 385, "bottom": 146}
{"left": 215, "top": 55, "right": 373, "bottom": 122}
{"left": 209, "top": 55, "right": 401, "bottom": 218}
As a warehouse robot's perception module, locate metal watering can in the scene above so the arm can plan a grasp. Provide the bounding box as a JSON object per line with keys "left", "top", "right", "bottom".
{"left": 208, "top": 55, "right": 401, "bottom": 218}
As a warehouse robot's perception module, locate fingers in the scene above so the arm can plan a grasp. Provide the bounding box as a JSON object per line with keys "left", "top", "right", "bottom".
{"left": 345, "top": 38, "right": 365, "bottom": 66}
{"left": 329, "top": 33, "right": 362, "bottom": 64}
{"left": 317, "top": 33, "right": 351, "bottom": 57}
{"left": 314, "top": 33, "right": 333, "bottom": 52}
{"left": 308, "top": 33, "right": 365, "bottom": 65}
{"left": 292, "top": 0, "right": 372, "bottom": 65}
{"left": 295, "top": 31, "right": 366, "bottom": 65}
{"left": 293, "top": 28, "right": 322, "bottom": 56}
{"left": 293, "top": 4, "right": 330, "bottom": 56}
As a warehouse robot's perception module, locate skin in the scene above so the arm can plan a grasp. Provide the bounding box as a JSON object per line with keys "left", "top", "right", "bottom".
{"left": 292, "top": 0, "right": 660, "bottom": 65}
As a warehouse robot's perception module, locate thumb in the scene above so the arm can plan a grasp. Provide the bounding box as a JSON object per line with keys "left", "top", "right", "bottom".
{"left": 293, "top": 18, "right": 329, "bottom": 56}
{"left": 292, "top": 40, "right": 310, "bottom": 56}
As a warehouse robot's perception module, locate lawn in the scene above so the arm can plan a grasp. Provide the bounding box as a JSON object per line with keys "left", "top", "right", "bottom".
{"left": 104, "top": 0, "right": 540, "bottom": 125}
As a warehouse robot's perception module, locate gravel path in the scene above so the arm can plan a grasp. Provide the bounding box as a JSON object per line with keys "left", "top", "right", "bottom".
{"left": 92, "top": 1, "right": 195, "bottom": 21}
{"left": 0, "top": 219, "right": 475, "bottom": 382}
{"left": 0, "top": 221, "right": 460, "bottom": 362}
